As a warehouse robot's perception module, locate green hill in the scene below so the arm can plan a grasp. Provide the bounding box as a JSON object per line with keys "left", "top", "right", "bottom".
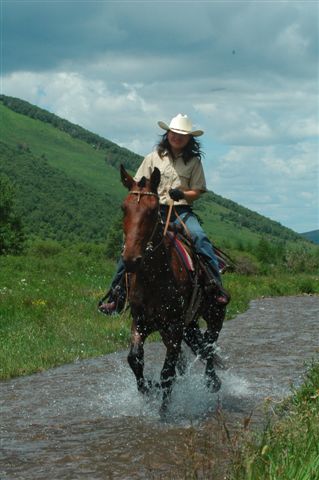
{"left": 0, "top": 94, "right": 314, "bottom": 250}
{"left": 301, "top": 230, "right": 319, "bottom": 245}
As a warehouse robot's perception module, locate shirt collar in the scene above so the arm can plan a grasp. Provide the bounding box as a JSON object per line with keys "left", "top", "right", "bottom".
{"left": 163, "top": 149, "right": 183, "bottom": 160}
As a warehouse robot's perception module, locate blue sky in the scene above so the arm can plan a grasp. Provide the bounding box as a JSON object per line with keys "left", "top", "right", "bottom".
{"left": 1, "top": 0, "right": 318, "bottom": 233}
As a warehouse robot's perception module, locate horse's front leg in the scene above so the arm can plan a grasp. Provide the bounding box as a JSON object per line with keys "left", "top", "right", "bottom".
{"left": 160, "top": 325, "right": 183, "bottom": 412}
{"left": 127, "top": 319, "right": 149, "bottom": 395}
{"left": 202, "top": 302, "right": 226, "bottom": 392}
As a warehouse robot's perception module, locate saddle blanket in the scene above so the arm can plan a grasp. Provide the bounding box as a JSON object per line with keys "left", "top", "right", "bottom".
{"left": 166, "top": 231, "right": 195, "bottom": 272}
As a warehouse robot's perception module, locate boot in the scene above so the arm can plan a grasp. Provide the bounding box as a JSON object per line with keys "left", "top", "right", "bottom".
{"left": 213, "top": 286, "right": 231, "bottom": 305}
{"left": 98, "top": 300, "right": 117, "bottom": 315}
{"left": 200, "top": 258, "right": 230, "bottom": 305}
{"left": 98, "top": 284, "right": 126, "bottom": 316}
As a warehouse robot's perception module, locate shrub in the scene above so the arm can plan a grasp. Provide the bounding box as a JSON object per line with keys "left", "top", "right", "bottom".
{"left": 234, "top": 253, "right": 260, "bottom": 275}
{"left": 297, "top": 277, "right": 317, "bottom": 294}
{"left": 28, "top": 239, "right": 63, "bottom": 257}
{"left": 0, "top": 174, "right": 25, "bottom": 254}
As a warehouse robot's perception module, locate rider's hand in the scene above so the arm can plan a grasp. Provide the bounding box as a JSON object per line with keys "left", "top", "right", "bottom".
{"left": 169, "top": 188, "right": 185, "bottom": 201}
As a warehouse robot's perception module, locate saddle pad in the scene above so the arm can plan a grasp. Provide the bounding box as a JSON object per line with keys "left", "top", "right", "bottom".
{"left": 166, "top": 231, "right": 195, "bottom": 272}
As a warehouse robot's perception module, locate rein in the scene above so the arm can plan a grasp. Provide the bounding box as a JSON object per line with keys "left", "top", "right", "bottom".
{"left": 127, "top": 190, "right": 192, "bottom": 254}
{"left": 128, "top": 190, "right": 163, "bottom": 253}
{"left": 126, "top": 189, "right": 202, "bottom": 325}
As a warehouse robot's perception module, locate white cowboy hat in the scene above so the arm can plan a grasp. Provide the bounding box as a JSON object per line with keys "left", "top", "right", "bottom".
{"left": 158, "top": 113, "right": 204, "bottom": 137}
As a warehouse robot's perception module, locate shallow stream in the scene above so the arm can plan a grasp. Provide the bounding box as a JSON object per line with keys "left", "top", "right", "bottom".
{"left": 1, "top": 296, "right": 318, "bottom": 479}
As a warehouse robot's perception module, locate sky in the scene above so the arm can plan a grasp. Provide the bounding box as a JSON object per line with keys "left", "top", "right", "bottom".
{"left": 1, "top": 0, "right": 318, "bottom": 233}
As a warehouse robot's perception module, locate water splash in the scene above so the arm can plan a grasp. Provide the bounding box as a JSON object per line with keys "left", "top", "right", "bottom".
{"left": 1, "top": 296, "right": 318, "bottom": 480}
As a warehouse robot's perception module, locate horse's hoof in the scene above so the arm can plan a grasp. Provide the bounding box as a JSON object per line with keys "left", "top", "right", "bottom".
{"left": 206, "top": 373, "right": 222, "bottom": 393}
{"left": 159, "top": 403, "right": 170, "bottom": 421}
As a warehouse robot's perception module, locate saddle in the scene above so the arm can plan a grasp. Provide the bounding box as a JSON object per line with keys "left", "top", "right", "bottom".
{"left": 166, "top": 224, "right": 230, "bottom": 280}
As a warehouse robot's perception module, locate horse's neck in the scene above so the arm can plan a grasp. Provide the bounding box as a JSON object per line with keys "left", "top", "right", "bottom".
{"left": 143, "top": 227, "right": 170, "bottom": 280}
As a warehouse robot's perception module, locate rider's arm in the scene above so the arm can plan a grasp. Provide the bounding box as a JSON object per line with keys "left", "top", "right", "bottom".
{"left": 182, "top": 189, "right": 203, "bottom": 202}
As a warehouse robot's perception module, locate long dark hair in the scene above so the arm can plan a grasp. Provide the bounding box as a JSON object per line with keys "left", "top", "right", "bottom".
{"left": 157, "top": 133, "right": 204, "bottom": 164}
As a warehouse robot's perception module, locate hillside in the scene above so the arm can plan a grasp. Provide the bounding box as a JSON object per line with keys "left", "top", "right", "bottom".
{"left": 0, "top": 94, "right": 313, "bottom": 248}
{"left": 301, "top": 230, "right": 319, "bottom": 245}
{"left": 0, "top": 141, "right": 115, "bottom": 242}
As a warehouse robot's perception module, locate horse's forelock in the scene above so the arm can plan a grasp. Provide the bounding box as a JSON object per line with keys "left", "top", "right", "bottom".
{"left": 137, "top": 177, "right": 146, "bottom": 189}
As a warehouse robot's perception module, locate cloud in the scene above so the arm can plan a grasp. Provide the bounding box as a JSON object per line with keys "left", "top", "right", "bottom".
{"left": 1, "top": 0, "right": 318, "bottom": 232}
{"left": 3, "top": 1, "right": 318, "bottom": 77}
{"left": 205, "top": 142, "right": 319, "bottom": 232}
{"left": 2, "top": 70, "right": 159, "bottom": 154}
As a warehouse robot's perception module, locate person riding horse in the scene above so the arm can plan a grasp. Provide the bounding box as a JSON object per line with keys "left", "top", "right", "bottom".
{"left": 99, "top": 113, "right": 230, "bottom": 315}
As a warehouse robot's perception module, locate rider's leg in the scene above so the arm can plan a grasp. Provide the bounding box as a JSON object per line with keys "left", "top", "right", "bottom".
{"left": 98, "top": 257, "right": 126, "bottom": 315}
{"left": 178, "top": 212, "right": 230, "bottom": 305}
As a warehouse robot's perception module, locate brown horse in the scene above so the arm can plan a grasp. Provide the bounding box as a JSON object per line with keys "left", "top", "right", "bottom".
{"left": 120, "top": 165, "right": 226, "bottom": 413}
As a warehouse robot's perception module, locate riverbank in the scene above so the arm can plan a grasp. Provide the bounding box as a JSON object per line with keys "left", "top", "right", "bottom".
{"left": 1, "top": 245, "right": 318, "bottom": 379}
{"left": 228, "top": 361, "right": 319, "bottom": 479}
{"left": 2, "top": 289, "right": 318, "bottom": 480}
{"left": 179, "top": 360, "right": 319, "bottom": 480}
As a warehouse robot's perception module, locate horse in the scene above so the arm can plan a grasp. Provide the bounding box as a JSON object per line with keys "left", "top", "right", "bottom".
{"left": 120, "top": 164, "right": 226, "bottom": 413}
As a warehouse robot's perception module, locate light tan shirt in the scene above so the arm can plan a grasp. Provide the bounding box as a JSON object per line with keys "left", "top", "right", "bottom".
{"left": 134, "top": 150, "right": 207, "bottom": 205}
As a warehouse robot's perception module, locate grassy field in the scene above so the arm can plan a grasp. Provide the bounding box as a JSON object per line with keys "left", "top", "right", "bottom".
{"left": 228, "top": 362, "right": 319, "bottom": 480}
{"left": 1, "top": 243, "right": 318, "bottom": 380}
{"left": 1, "top": 244, "right": 318, "bottom": 479}
{"left": 176, "top": 362, "right": 319, "bottom": 480}
{"left": 1, "top": 103, "right": 124, "bottom": 201}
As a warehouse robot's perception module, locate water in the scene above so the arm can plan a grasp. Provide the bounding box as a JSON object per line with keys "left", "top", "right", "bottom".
{"left": 1, "top": 296, "right": 318, "bottom": 479}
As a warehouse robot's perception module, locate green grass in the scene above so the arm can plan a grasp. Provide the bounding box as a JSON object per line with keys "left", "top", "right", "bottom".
{"left": 229, "top": 362, "right": 319, "bottom": 480}
{"left": 1, "top": 103, "right": 123, "bottom": 200}
{"left": 1, "top": 244, "right": 318, "bottom": 480}
{"left": 1, "top": 244, "right": 318, "bottom": 380}
{"left": 0, "top": 245, "right": 131, "bottom": 378}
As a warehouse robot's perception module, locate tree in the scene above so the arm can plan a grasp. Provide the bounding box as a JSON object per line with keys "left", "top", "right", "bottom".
{"left": 0, "top": 174, "right": 25, "bottom": 254}
{"left": 255, "top": 237, "right": 273, "bottom": 265}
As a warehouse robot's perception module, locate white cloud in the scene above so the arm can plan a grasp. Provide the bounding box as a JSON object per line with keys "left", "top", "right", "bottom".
{"left": 1, "top": 1, "right": 318, "bottom": 232}
{"left": 275, "top": 23, "right": 309, "bottom": 55}
{"left": 205, "top": 142, "right": 319, "bottom": 232}
{"left": 2, "top": 70, "right": 159, "bottom": 153}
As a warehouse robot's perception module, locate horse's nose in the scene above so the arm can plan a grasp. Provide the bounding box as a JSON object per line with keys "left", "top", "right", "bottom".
{"left": 123, "top": 256, "right": 142, "bottom": 272}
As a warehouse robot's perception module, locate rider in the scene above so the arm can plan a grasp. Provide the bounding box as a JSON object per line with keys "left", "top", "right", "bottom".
{"left": 99, "top": 113, "right": 230, "bottom": 315}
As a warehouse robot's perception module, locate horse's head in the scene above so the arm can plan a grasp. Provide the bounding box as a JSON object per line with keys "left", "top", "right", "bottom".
{"left": 120, "top": 164, "right": 161, "bottom": 272}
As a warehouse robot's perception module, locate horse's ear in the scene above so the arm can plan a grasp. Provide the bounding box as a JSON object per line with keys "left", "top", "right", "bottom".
{"left": 120, "top": 164, "right": 134, "bottom": 190}
{"left": 150, "top": 167, "right": 160, "bottom": 193}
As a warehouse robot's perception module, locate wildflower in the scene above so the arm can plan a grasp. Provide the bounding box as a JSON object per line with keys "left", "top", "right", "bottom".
{"left": 31, "top": 299, "right": 47, "bottom": 307}
{"left": 310, "top": 389, "right": 319, "bottom": 400}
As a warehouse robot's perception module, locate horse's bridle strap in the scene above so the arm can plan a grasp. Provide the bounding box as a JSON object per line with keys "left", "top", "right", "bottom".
{"left": 126, "top": 190, "right": 162, "bottom": 251}
{"left": 129, "top": 190, "right": 159, "bottom": 203}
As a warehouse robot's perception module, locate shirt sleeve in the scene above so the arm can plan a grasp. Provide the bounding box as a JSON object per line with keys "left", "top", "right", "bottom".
{"left": 134, "top": 153, "right": 153, "bottom": 181}
{"left": 190, "top": 159, "right": 207, "bottom": 191}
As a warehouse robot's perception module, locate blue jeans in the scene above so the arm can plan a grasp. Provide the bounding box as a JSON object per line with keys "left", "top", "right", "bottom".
{"left": 161, "top": 205, "right": 221, "bottom": 282}
{"left": 109, "top": 205, "right": 221, "bottom": 293}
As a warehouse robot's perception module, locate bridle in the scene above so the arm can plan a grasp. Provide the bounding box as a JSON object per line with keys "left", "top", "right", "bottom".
{"left": 129, "top": 190, "right": 158, "bottom": 203}
{"left": 126, "top": 190, "right": 164, "bottom": 253}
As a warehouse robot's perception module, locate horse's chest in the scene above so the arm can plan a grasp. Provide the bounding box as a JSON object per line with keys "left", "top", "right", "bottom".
{"left": 144, "top": 285, "right": 185, "bottom": 319}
